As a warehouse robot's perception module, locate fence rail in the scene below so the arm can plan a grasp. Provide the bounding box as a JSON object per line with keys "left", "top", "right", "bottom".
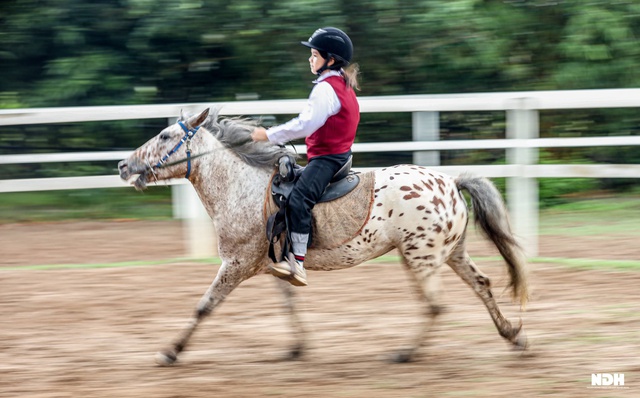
{"left": 1, "top": 88, "right": 639, "bottom": 257}
{"left": 1, "top": 88, "right": 639, "bottom": 126}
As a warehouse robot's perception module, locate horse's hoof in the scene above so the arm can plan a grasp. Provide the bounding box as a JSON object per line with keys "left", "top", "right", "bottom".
{"left": 286, "top": 344, "right": 304, "bottom": 360}
{"left": 389, "top": 348, "right": 415, "bottom": 363}
{"left": 155, "top": 350, "right": 178, "bottom": 366}
{"left": 511, "top": 329, "right": 528, "bottom": 351}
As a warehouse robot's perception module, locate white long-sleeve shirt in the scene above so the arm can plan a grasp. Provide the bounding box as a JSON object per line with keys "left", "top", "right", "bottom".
{"left": 266, "top": 71, "right": 342, "bottom": 144}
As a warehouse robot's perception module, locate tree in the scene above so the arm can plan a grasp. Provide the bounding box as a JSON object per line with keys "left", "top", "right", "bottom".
{"left": 0, "top": 0, "right": 638, "bottom": 197}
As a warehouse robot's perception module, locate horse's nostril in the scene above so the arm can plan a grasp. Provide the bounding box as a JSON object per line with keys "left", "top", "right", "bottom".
{"left": 118, "top": 160, "right": 127, "bottom": 170}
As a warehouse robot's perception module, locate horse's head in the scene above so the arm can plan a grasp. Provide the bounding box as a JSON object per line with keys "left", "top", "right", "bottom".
{"left": 119, "top": 108, "right": 210, "bottom": 190}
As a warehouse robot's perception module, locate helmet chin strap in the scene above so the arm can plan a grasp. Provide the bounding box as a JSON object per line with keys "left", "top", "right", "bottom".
{"left": 315, "top": 52, "right": 347, "bottom": 76}
{"left": 315, "top": 52, "right": 348, "bottom": 76}
{"left": 315, "top": 58, "right": 331, "bottom": 76}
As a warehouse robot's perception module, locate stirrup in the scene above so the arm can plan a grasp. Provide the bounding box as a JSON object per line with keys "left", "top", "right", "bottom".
{"left": 269, "top": 253, "right": 307, "bottom": 287}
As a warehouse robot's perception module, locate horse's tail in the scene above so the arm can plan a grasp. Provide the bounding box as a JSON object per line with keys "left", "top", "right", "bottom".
{"left": 455, "top": 173, "right": 529, "bottom": 307}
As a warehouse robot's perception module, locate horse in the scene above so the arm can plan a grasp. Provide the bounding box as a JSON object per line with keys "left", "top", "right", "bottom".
{"left": 118, "top": 108, "right": 529, "bottom": 365}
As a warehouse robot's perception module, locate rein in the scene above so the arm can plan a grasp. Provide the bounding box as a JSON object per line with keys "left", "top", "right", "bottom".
{"left": 155, "top": 150, "right": 213, "bottom": 169}
{"left": 154, "top": 121, "right": 200, "bottom": 178}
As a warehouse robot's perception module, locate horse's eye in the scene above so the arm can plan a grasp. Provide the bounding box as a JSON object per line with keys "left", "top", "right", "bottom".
{"left": 160, "top": 133, "right": 171, "bottom": 141}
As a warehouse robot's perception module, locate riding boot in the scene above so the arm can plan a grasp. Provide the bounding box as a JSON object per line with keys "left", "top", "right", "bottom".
{"left": 270, "top": 252, "right": 308, "bottom": 286}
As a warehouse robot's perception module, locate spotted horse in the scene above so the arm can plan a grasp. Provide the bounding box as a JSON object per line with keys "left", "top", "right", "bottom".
{"left": 118, "top": 108, "right": 529, "bottom": 365}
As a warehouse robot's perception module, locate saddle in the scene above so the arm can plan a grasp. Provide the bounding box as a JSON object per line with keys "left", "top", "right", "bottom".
{"left": 266, "top": 155, "right": 362, "bottom": 263}
{"left": 271, "top": 155, "right": 360, "bottom": 208}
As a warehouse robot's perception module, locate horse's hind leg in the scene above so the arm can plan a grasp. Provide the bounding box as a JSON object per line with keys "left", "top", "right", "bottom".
{"left": 274, "top": 277, "right": 306, "bottom": 359}
{"left": 393, "top": 258, "right": 445, "bottom": 363}
{"left": 446, "top": 236, "right": 527, "bottom": 349}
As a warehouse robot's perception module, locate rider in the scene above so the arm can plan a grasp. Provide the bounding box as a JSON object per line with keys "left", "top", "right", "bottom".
{"left": 251, "top": 27, "right": 360, "bottom": 286}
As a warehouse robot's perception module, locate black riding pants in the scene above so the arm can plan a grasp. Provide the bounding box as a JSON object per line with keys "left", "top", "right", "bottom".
{"left": 287, "top": 151, "right": 352, "bottom": 240}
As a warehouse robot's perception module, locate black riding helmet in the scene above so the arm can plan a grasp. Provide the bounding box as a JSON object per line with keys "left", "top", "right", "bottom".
{"left": 301, "top": 27, "right": 353, "bottom": 76}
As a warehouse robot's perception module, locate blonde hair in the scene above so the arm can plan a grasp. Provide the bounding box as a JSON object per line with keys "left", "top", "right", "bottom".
{"left": 342, "top": 63, "right": 360, "bottom": 91}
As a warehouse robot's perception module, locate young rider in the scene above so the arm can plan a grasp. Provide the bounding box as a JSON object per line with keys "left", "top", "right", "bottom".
{"left": 251, "top": 27, "right": 360, "bottom": 286}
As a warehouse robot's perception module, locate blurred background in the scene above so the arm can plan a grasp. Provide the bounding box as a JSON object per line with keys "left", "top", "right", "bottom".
{"left": 1, "top": 4, "right": 639, "bottom": 396}
{"left": 0, "top": 0, "right": 638, "bottom": 247}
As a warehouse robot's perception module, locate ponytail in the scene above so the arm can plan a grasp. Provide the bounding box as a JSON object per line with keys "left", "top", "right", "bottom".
{"left": 342, "top": 63, "right": 360, "bottom": 91}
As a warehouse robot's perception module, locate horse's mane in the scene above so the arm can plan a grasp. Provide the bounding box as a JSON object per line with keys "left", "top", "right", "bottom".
{"left": 184, "top": 109, "right": 297, "bottom": 170}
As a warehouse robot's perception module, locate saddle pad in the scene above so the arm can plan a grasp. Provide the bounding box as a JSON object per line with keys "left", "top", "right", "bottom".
{"left": 266, "top": 171, "right": 376, "bottom": 251}
{"left": 311, "top": 171, "right": 375, "bottom": 249}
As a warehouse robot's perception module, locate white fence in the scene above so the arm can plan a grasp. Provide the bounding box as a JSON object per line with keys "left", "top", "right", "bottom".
{"left": 1, "top": 88, "right": 640, "bottom": 257}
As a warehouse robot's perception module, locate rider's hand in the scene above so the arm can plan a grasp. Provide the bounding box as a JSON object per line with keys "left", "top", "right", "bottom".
{"left": 251, "top": 127, "right": 268, "bottom": 142}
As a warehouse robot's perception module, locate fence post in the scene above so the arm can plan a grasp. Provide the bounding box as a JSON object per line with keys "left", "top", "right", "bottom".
{"left": 412, "top": 111, "right": 440, "bottom": 166}
{"left": 175, "top": 183, "right": 218, "bottom": 258}
{"left": 168, "top": 117, "right": 218, "bottom": 258}
{"left": 506, "top": 104, "right": 539, "bottom": 257}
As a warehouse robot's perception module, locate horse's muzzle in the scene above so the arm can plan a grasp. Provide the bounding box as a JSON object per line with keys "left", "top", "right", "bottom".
{"left": 118, "top": 159, "right": 149, "bottom": 191}
{"left": 118, "top": 160, "right": 131, "bottom": 180}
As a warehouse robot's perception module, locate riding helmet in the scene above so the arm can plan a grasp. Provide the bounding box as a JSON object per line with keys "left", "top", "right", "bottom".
{"left": 301, "top": 27, "right": 353, "bottom": 64}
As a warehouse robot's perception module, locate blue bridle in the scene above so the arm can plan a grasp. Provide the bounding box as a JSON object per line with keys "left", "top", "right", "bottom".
{"left": 154, "top": 120, "right": 200, "bottom": 178}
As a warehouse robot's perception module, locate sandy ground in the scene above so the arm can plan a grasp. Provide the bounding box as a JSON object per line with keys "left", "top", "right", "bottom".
{"left": 0, "top": 221, "right": 639, "bottom": 397}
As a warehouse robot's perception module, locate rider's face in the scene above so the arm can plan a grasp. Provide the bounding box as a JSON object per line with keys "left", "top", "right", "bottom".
{"left": 309, "top": 49, "right": 333, "bottom": 75}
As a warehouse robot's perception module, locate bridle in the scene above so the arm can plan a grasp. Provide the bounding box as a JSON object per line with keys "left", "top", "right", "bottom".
{"left": 145, "top": 119, "right": 257, "bottom": 183}
{"left": 153, "top": 120, "right": 200, "bottom": 178}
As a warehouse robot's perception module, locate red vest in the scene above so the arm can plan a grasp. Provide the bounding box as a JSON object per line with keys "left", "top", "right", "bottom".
{"left": 305, "top": 75, "right": 359, "bottom": 159}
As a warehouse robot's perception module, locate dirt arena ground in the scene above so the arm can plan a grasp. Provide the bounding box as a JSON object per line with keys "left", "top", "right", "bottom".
{"left": 1, "top": 221, "right": 639, "bottom": 397}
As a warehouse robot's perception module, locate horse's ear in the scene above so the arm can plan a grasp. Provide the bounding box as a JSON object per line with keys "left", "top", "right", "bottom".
{"left": 180, "top": 109, "right": 187, "bottom": 121}
{"left": 188, "top": 108, "right": 210, "bottom": 128}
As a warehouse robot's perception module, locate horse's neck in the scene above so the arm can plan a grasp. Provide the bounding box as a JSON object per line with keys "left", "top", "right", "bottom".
{"left": 189, "top": 135, "right": 272, "bottom": 223}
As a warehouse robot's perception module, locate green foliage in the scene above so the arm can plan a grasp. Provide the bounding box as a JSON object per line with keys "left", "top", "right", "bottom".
{"left": 0, "top": 188, "right": 173, "bottom": 223}
{"left": 3, "top": 0, "right": 639, "bottom": 107}
{"left": 0, "top": 0, "right": 639, "bottom": 205}
{"left": 538, "top": 178, "right": 599, "bottom": 207}
{"left": 539, "top": 196, "right": 640, "bottom": 237}
{"left": 535, "top": 149, "right": 597, "bottom": 207}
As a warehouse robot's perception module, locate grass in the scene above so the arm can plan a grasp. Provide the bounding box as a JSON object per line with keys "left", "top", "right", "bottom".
{"left": 530, "top": 257, "right": 640, "bottom": 270}
{"left": 3, "top": 254, "right": 639, "bottom": 272}
{"left": 1, "top": 257, "right": 222, "bottom": 271}
{"left": 370, "top": 255, "right": 640, "bottom": 270}
{"left": 0, "top": 190, "right": 638, "bottom": 271}
{"left": 538, "top": 196, "right": 640, "bottom": 236}
{"left": 0, "top": 187, "right": 173, "bottom": 223}
{"left": 1, "top": 188, "right": 637, "bottom": 230}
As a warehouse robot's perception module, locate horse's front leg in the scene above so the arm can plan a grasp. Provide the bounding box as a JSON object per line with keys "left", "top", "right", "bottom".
{"left": 274, "top": 277, "right": 306, "bottom": 359}
{"left": 156, "top": 260, "right": 246, "bottom": 366}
